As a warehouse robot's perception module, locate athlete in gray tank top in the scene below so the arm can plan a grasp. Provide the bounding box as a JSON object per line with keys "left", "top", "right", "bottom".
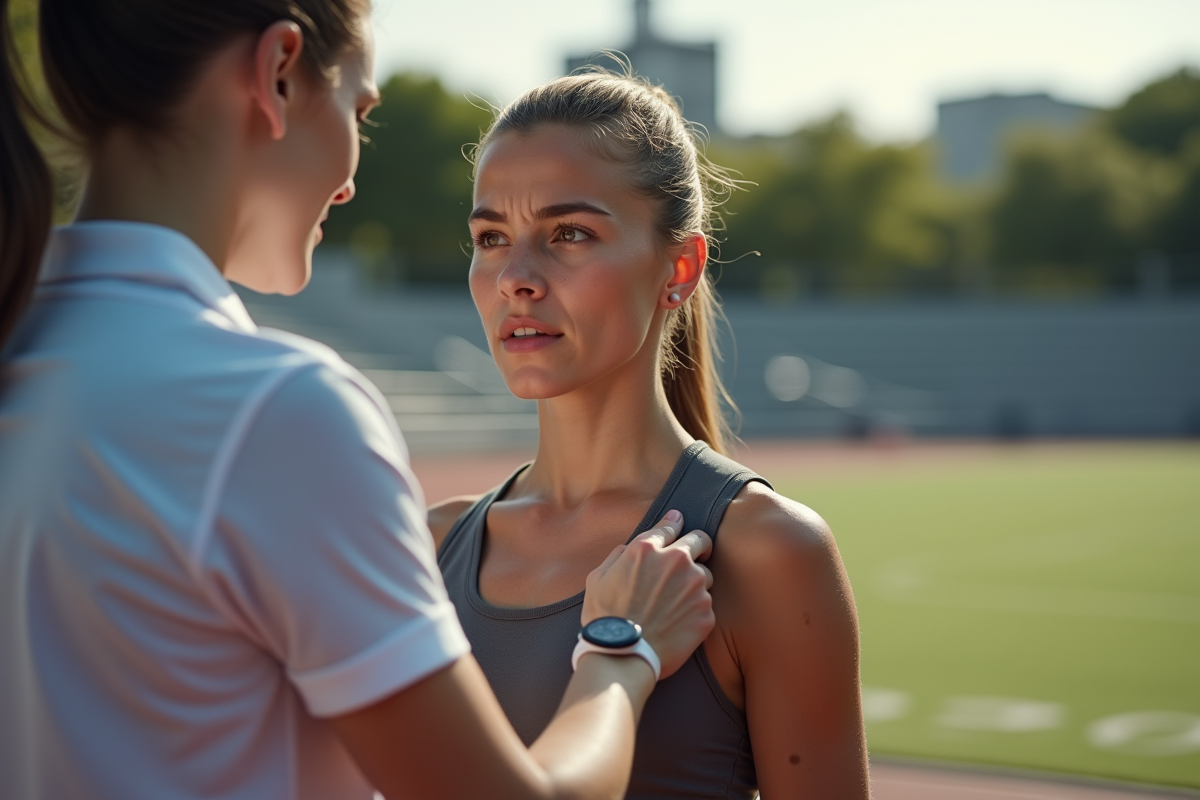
{"left": 439, "top": 68, "right": 869, "bottom": 797}
{"left": 439, "top": 442, "right": 765, "bottom": 799}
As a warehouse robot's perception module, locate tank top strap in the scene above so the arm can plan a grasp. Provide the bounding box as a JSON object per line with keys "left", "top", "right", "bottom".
{"left": 628, "top": 440, "right": 772, "bottom": 544}
{"left": 437, "top": 464, "right": 528, "bottom": 562}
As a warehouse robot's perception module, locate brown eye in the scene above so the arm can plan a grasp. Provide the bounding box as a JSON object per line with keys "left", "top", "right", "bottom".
{"left": 558, "top": 226, "right": 591, "bottom": 243}
{"left": 475, "top": 231, "right": 508, "bottom": 249}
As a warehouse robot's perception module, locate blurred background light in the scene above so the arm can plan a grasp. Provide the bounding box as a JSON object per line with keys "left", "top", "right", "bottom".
{"left": 764, "top": 354, "right": 811, "bottom": 401}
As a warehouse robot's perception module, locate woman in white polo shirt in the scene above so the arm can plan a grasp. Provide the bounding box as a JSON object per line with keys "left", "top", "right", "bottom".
{"left": 0, "top": 2, "right": 716, "bottom": 799}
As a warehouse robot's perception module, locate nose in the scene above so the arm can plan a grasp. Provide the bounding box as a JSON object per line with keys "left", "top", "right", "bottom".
{"left": 496, "top": 243, "right": 548, "bottom": 301}
{"left": 331, "top": 179, "right": 356, "bottom": 206}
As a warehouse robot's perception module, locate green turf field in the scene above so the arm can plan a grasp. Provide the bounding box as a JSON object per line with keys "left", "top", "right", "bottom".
{"left": 775, "top": 443, "right": 1200, "bottom": 790}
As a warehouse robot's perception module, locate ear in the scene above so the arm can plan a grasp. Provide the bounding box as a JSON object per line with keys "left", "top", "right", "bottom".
{"left": 251, "top": 20, "right": 306, "bottom": 141}
{"left": 662, "top": 234, "right": 707, "bottom": 308}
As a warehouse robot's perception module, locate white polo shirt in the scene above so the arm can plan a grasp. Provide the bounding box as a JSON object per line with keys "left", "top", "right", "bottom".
{"left": 0, "top": 222, "right": 471, "bottom": 800}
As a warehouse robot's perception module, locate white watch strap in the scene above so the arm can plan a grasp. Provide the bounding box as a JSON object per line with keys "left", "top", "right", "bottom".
{"left": 571, "top": 634, "right": 662, "bottom": 681}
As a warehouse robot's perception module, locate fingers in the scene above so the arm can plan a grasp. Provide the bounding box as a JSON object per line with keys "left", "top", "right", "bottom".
{"left": 670, "top": 530, "right": 713, "bottom": 564}
{"left": 697, "top": 562, "right": 714, "bottom": 591}
{"left": 592, "top": 544, "right": 626, "bottom": 577}
{"left": 631, "top": 509, "right": 683, "bottom": 547}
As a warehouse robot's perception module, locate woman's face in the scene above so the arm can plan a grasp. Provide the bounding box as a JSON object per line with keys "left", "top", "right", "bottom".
{"left": 226, "top": 23, "right": 379, "bottom": 295}
{"left": 468, "top": 125, "right": 680, "bottom": 400}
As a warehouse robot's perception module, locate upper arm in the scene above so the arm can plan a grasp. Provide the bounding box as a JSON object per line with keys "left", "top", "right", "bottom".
{"left": 207, "top": 364, "right": 470, "bottom": 717}
{"left": 428, "top": 495, "right": 482, "bottom": 551}
{"left": 716, "top": 484, "right": 869, "bottom": 798}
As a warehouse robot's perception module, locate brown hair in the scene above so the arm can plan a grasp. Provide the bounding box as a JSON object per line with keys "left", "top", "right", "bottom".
{"left": 475, "top": 72, "right": 739, "bottom": 453}
{"left": 0, "top": 0, "right": 369, "bottom": 349}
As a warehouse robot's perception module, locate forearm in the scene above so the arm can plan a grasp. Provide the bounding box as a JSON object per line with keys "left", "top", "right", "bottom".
{"left": 529, "top": 654, "right": 655, "bottom": 800}
{"left": 334, "top": 654, "right": 656, "bottom": 800}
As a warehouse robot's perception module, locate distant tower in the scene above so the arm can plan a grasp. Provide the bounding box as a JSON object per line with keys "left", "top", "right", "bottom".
{"left": 566, "top": 0, "right": 719, "bottom": 134}
{"left": 634, "top": 0, "right": 652, "bottom": 43}
{"left": 937, "top": 92, "right": 1096, "bottom": 181}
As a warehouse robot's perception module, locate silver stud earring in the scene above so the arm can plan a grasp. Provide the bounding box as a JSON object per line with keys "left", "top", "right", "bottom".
{"left": 669, "top": 292, "right": 681, "bottom": 304}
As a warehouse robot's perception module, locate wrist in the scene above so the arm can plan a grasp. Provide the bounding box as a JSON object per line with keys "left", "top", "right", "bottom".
{"left": 573, "top": 616, "right": 662, "bottom": 681}
{"left": 572, "top": 635, "right": 662, "bottom": 681}
{"left": 571, "top": 650, "right": 657, "bottom": 702}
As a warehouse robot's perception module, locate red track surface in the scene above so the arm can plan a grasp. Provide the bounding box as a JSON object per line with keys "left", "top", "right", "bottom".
{"left": 409, "top": 438, "right": 1142, "bottom": 505}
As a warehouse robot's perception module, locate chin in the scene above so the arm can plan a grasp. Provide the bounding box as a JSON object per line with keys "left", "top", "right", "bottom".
{"left": 503, "top": 370, "right": 577, "bottom": 401}
{"left": 225, "top": 241, "right": 313, "bottom": 296}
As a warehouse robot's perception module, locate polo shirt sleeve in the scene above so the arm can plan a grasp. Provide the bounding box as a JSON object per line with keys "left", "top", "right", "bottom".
{"left": 197, "top": 362, "right": 470, "bottom": 718}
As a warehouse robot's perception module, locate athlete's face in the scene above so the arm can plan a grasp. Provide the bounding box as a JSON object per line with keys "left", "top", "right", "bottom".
{"left": 468, "top": 125, "right": 694, "bottom": 400}
{"left": 226, "top": 22, "right": 379, "bottom": 295}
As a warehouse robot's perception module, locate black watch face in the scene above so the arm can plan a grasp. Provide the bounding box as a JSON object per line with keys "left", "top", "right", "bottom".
{"left": 582, "top": 616, "right": 642, "bottom": 648}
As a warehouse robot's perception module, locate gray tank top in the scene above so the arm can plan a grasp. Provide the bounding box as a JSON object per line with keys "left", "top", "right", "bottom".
{"left": 438, "top": 441, "right": 769, "bottom": 799}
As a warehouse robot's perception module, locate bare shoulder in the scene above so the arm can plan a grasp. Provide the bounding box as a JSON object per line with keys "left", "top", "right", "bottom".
{"left": 427, "top": 495, "right": 483, "bottom": 551}
{"left": 712, "top": 480, "right": 854, "bottom": 622}
{"left": 717, "top": 481, "right": 838, "bottom": 571}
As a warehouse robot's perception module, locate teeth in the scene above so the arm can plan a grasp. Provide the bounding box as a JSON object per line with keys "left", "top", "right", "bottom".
{"left": 513, "top": 327, "right": 541, "bottom": 337}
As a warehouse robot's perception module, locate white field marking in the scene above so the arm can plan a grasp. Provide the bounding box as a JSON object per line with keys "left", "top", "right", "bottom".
{"left": 937, "top": 696, "right": 1065, "bottom": 732}
{"left": 862, "top": 686, "right": 912, "bottom": 723}
{"left": 1088, "top": 711, "right": 1200, "bottom": 757}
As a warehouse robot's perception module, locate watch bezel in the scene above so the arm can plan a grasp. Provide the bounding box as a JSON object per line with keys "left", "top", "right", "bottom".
{"left": 581, "top": 616, "right": 643, "bottom": 649}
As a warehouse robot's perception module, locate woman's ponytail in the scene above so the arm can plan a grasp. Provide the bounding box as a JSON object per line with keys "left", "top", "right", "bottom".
{"left": 661, "top": 273, "right": 733, "bottom": 454}
{"left": 0, "top": 0, "right": 53, "bottom": 350}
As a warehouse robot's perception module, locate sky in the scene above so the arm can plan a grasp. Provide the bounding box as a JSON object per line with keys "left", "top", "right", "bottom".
{"left": 370, "top": 0, "right": 1200, "bottom": 142}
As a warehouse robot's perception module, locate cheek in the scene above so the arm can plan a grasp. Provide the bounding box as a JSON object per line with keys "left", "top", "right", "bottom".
{"left": 314, "top": 112, "right": 357, "bottom": 191}
{"left": 563, "top": 256, "right": 660, "bottom": 357}
{"left": 468, "top": 257, "right": 495, "bottom": 315}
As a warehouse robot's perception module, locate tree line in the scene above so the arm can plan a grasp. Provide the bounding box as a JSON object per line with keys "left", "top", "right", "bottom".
{"left": 330, "top": 67, "right": 1200, "bottom": 299}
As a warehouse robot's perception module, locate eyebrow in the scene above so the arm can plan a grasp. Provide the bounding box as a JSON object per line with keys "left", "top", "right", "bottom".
{"left": 468, "top": 202, "right": 613, "bottom": 224}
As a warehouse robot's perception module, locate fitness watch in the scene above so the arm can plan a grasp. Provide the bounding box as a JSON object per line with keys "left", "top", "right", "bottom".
{"left": 571, "top": 616, "right": 662, "bottom": 681}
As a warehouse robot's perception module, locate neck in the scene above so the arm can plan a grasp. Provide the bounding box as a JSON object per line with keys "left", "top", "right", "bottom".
{"left": 76, "top": 127, "right": 240, "bottom": 269}
{"left": 523, "top": 352, "right": 693, "bottom": 508}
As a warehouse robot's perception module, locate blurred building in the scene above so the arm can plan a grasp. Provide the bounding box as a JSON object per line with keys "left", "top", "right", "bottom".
{"left": 937, "top": 92, "right": 1096, "bottom": 181}
{"left": 566, "top": 0, "right": 719, "bottom": 133}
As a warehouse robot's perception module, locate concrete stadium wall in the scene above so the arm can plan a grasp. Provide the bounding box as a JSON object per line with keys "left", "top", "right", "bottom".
{"left": 238, "top": 256, "right": 1200, "bottom": 441}
{"left": 720, "top": 297, "right": 1200, "bottom": 439}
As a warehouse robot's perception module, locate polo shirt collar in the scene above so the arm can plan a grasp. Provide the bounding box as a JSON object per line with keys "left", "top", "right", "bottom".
{"left": 40, "top": 221, "right": 257, "bottom": 332}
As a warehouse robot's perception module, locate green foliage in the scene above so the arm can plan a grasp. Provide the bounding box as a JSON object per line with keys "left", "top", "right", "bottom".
{"left": 9, "top": 0, "right": 35, "bottom": 55}
{"left": 321, "top": 73, "right": 491, "bottom": 284}
{"left": 713, "top": 114, "right": 965, "bottom": 297}
{"left": 707, "top": 64, "right": 1200, "bottom": 299}
{"left": 1109, "top": 68, "right": 1200, "bottom": 157}
{"left": 1158, "top": 148, "right": 1200, "bottom": 254}
{"left": 7, "top": 0, "right": 79, "bottom": 221}
{"left": 988, "top": 130, "right": 1178, "bottom": 291}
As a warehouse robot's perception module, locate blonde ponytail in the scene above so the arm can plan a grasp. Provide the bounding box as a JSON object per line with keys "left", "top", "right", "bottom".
{"left": 661, "top": 274, "right": 732, "bottom": 453}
